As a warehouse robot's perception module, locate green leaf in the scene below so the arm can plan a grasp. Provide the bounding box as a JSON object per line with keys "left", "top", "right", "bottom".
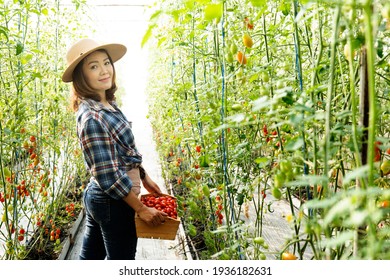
{"left": 149, "top": 10, "right": 162, "bottom": 22}
{"left": 254, "top": 157, "right": 269, "bottom": 167}
{"left": 343, "top": 165, "right": 369, "bottom": 185}
{"left": 204, "top": 3, "right": 223, "bottom": 22}
{"left": 226, "top": 113, "right": 245, "bottom": 123}
{"left": 41, "top": 8, "right": 49, "bottom": 16}
{"left": 21, "top": 53, "right": 33, "bottom": 64}
{"left": 157, "top": 37, "right": 167, "bottom": 47}
{"left": 345, "top": 210, "right": 369, "bottom": 227}
{"left": 0, "top": 26, "right": 9, "bottom": 41}
{"left": 287, "top": 175, "right": 328, "bottom": 187}
{"left": 184, "top": 0, "right": 195, "bottom": 10}
{"left": 16, "top": 42, "right": 24, "bottom": 55}
{"left": 284, "top": 136, "right": 304, "bottom": 151}
{"left": 322, "top": 231, "right": 355, "bottom": 248}
{"left": 251, "top": 96, "right": 273, "bottom": 112}
{"left": 141, "top": 24, "right": 156, "bottom": 48}
{"left": 323, "top": 198, "right": 354, "bottom": 226}
{"left": 279, "top": 0, "right": 291, "bottom": 16}
{"left": 199, "top": 155, "right": 210, "bottom": 168}
{"left": 282, "top": 90, "right": 294, "bottom": 105}
{"left": 236, "top": 193, "right": 245, "bottom": 205}
{"left": 32, "top": 72, "right": 43, "bottom": 79}
{"left": 249, "top": 0, "right": 267, "bottom": 8}
{"left": 249, "top": 73, "right": 259, "bottom": 82}
{"left": 304, "top": 195, "right": 339, "bottom": 209}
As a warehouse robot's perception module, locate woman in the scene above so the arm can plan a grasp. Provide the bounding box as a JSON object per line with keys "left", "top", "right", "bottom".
{"left": 62, "top": 38, "right": 167, "bottom": 260}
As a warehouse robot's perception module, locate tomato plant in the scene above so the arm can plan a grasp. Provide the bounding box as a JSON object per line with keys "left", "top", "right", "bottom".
{"left": 0, "top": 0, "right": 90, "bottom": 259}
{"left": 143, "top": 0, "right": 389, "bottom": 260}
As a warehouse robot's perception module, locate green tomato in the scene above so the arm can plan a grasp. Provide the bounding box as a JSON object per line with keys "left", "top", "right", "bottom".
{"left": 1, "top": 212, "right": 7, "bottom": 223}
{"left": 225, "top": 53, "right": 234, "bottom": 63}
{"left": 272, "top": 187, "right": 282, "bottom": 200}
{"left": 202, "top": 185, "right": 210, "bottom": 197}
{"left": 261, "top": 72, "right": 270, "bottom": 83}
{"left": 188, "top": 224, "right": 197, "bottom": 237}
{"left": 231, "top": 103, "right": 243, "bottom": 111}
{"left": 254, "top": 236, "right": 265, "bottom": 245}
{"left": 2, "top": 167, "right": 11, "bottom": 178}
{"left": 274, "top": 173, "right": 284, "bottom": 188}
{"left": 230, "top": 43, "right": 238, "bottom": 54}
{"left": 381, "top": 160, "right": 390, "bottom": 176}
{"left": 279, "top": 160, "right": 292, "bottom": 173}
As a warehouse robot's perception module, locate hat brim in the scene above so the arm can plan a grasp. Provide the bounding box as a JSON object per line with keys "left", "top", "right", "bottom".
{"left": 62, "top": 43, "right": 126, "bottom": 83}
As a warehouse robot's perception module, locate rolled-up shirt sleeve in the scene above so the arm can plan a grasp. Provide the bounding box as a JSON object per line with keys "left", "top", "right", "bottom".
{"left": 79, "top": 117, "right": 132, "bottom": 200}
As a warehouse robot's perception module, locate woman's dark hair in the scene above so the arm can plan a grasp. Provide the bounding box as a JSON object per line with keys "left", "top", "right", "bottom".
{"left": 71, "top": 49, "right": 117, "bottom": 111}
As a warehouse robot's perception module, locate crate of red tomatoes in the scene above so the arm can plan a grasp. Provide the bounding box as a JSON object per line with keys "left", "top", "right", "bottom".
{"left": 135, "top": 193, "right": 180, "bottom": 240}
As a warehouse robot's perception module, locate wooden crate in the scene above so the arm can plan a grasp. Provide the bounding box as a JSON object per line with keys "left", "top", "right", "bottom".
{"left": 135, "top": 216, "right": 180, "bottom": 240}
{"left": 135, "top": 194, "right": 180, "bottom": 240}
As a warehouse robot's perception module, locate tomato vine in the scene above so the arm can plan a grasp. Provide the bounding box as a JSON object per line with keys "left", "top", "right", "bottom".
{"left": 144, "top": 0, "right": 390, "bottom": 260}
{"left": 0, "top": 0, "right": 89, "bottom": 259}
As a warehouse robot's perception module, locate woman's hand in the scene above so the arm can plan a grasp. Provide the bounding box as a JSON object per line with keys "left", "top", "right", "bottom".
{"left": 123, "top": 188, "right": 166, "bottom": 226}
{"left": 142, "top": 173, "right": 163, "bottom": 194}
{"left": 136, "top": 204, "right": 167, "bottom": 226}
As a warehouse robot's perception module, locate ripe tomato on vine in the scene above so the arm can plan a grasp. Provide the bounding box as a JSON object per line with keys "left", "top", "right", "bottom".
{"left": 236, "top": 51, "right": 247, "bottom": 65}
{"left": 244, "top": 17, "right": 254, "bottom": 30}
{"left": 242, "top": 33, "right": 254, "bottom": 48}
{"left": 282, "top": 252, "right": 297, "bottom": 260}
{"left": 374, "top": 141, "right": 382, "bottom": 162}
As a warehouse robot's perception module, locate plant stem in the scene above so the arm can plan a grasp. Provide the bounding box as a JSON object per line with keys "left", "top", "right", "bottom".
{"left": 310, "top": 8, "right": 324, "bottom": 198}
{"left": 346, "top": 0, "right": 366, "bottom": 189}
{"left": 362, "top": 0, "right": 377, "bottom": 186}
{"left": 324, "top": 4, "right": 341, "bottom": 197}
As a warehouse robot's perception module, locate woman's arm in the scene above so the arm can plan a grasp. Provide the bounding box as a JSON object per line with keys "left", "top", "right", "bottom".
{"left": 139, "top": 166, "right": 163, "bottom": 194}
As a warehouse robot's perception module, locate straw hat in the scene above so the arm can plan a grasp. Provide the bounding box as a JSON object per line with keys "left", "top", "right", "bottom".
{"left": 62, "top": 38, "right": 127, "bottom": 82}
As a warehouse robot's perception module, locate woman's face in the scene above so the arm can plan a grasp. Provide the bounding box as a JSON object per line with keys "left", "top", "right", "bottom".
{"left": 82, "top": 50, "right": 114, "bottom": 96}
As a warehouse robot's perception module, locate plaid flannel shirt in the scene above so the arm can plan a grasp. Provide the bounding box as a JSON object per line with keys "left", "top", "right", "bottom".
{"left": 76, "top": 98, "right": 142, "bottom": 200}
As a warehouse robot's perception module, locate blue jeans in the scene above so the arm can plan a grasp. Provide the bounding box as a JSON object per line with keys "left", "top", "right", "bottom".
{"left": 79, "top": 187, "right": 138, "bottom": 260}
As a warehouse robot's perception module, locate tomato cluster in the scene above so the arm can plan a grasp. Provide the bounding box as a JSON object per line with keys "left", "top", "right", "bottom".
{"left": 141, "top": 195, "right": 178, "bottom": 219}
{"left": 215, "top": 195, "right": 224, "bottom": 225}
{"left": 65, "top": 202, "right": 76, "bottom": 217}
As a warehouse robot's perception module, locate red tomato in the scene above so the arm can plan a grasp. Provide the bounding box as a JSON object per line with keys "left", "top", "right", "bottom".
{"left": 380, "top": 200, "right": 389, "bottom": 208}
{"left": 244, "top": 17, "right": 254, "bottom": 30}
{"left": 141, "top": 194, "right": 178, "bottom": 219}
{"left": 374, "top": 141, "right": 382, "bottom": 162}
{"left": 263, "top": 124, "right": 268, "bottom": 136}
